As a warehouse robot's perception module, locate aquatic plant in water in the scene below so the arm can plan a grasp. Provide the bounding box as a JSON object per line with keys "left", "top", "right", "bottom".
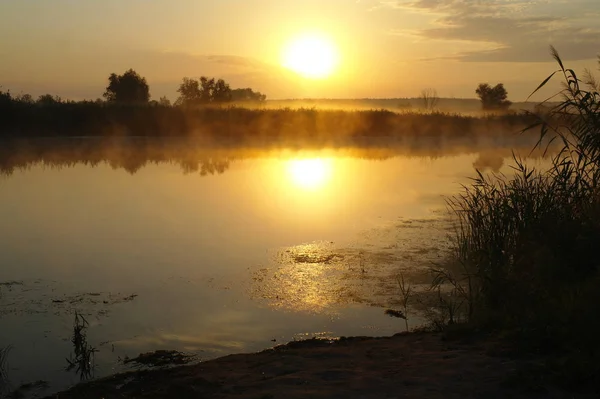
{"left": 65, "top": 312, "right": 97, "bottom": 381}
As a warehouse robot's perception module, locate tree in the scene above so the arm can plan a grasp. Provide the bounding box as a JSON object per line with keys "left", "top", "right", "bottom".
{"left": 15, "top": 93, "right": 34, "bottom": 104}
{"left": 212, "top": 79, "right": 232, "bottom": 103}
{"left": 231, "top": 88, "right": 267, "bottom": 102}
{"left": 0, "top": 87, "right": 12, "bottom": 105}
{"left": 158, "top": 96, "right": 171, "bottom": 106}
{"left": 199, "top": 77, "right": 215, "bottom": 103}
{"left": 420, "top": 88, "right": 439, "bottom": 111}
{"left": 37, "top": 94, "right": 62, "bottom": 105}
{"left": 476, "top": 83, "right": 511, "bottom": 110}
{"left": 176, "top": 76, "right": 232, "bottom": 105}
{"left": 103, "top": 69, "right": 150, "bottom": 104}
{"left": 176, "top": 77, "right": 201, "bottom": 106}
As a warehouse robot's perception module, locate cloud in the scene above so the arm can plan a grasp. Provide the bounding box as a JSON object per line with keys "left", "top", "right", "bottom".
{"left": 383, "top": 0, "right": 599, "bottom": 62}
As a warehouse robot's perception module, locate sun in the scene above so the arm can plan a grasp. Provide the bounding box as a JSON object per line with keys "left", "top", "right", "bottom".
{"left": 282, "top": 34, "right": 339, "bottom": 79}
{"left": 287, "top": 158, "right": 332, "bottom": 189}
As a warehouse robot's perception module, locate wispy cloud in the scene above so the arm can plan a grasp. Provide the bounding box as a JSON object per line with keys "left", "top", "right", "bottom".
{"left": 382, "top": 0, "right": 599, "bottom": 61}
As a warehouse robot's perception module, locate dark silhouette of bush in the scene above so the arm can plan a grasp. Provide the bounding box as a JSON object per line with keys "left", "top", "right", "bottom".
{"left": 37, "top": 94, "right": 63, "bottom": 105}
{"left": 476, "top": 83, "right": 511, "bottom": 110}
{"left": 158, "top": 96, "right": 171, "bottom": 106}
{"left": 103, "top": 69, "right": 150, "bottom": 104}
{"left": 231, "top": 88, "right": 267, "bottom": 103}
{"left": 0, "top": 88, "right": 11, "bottom": 106}
{"left": 0, "top": 95, "right": 539, "bottom": 139}
{"left": 14, "top": 93, "right": 35, "bottom": 104}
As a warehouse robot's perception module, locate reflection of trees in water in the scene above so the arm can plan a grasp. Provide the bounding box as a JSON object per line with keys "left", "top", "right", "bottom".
{"left": 472, "top": 152, "right": 504, "bottom": 173}
{"left": 0, "top": 139, "right": 234, "bottom": 177}
{"left": 0, "top": 137, "right": 550, "bottom": 177}
{"left": 180, "top": 159, "right": 231, "bottom": 176}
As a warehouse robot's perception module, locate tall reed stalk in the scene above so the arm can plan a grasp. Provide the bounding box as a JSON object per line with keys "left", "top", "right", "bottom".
{"left": 439, "top": 47, "right": 600, "bottom": 337}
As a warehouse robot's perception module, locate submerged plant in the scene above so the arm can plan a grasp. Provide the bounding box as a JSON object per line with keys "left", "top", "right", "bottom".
{"left": 0, "top": 345, "right": 12, "bottom": 396}
{"left": 65, "top": 312, "right": 97, "bottom": 381}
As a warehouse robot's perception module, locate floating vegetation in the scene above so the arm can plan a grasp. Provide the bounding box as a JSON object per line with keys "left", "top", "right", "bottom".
{"left": 65, "top": 312, "right": 97, "bottom": 381}
{"left": 0, "top": 281, "right": 23, "bottom": 287}
{"left": 292, "top": 253, "right": 341, "bottom": 264}
{"left": 384, "top": 309, "right": 406, "bottom": 319}
{"left": 250, "top": 227, "right": 449, "bottom": 315}
{"left": 122, "top": 350, "right": 195, "bottom": 368}
{"left": 52, "top": 292, "right": 138, "bottom": 306}
{"left": 0, "top": 280, "right": 138, "bottom": 319}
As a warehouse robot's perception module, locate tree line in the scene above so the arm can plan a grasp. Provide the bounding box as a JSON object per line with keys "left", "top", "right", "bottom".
{"left": 0, "top": 68, "right": 267, "bottom": 107}
{"left": 2, "top": 67, "right": 511, "bottom": 111}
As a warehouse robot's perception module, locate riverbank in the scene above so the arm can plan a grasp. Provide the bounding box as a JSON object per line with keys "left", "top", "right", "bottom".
{"left": 43, "top": 331, "right": 588, "bottom": 399}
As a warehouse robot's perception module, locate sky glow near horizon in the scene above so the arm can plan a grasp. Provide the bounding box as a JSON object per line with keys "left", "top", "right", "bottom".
{"left": 0, "top": 0, "right": 598, "bottom": 101}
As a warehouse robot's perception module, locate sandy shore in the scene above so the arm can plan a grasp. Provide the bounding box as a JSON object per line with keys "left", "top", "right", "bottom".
{"left": 45, "top": 332, "right": 585, "bottom": 399}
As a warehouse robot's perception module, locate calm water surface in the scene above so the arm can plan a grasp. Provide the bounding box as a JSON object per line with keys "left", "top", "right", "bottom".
{"left": 0, "top": 138, "right": 547, "bottom": 395}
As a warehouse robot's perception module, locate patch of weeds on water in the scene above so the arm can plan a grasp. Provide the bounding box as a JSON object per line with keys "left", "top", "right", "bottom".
{"left": 122, "top": 350, "right": 196, "bottom": 368}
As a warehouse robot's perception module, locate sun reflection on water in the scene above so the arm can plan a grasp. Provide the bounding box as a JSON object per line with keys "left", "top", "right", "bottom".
{"left": 286, "top": 158, "right": 332, "bottom": 190}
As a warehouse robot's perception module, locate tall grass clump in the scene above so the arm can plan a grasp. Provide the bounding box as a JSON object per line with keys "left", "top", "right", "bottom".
{"left": 436, "top": 47, "right": 600, "bottom": 390}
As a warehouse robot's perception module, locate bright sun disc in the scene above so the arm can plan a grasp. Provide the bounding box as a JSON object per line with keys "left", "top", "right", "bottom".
{"left": 282, "top": 34, "right": 339, "bottom": 79}
{"left": 287, "top": 158, "right": 332, "bottom": 189}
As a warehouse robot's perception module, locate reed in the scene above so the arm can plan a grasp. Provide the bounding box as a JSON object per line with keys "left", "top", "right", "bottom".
{"left": 435, "top": 47, "right": 600, "bottom": 391}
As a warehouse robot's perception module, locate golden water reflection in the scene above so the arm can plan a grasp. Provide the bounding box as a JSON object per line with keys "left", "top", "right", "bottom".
{"left": 249, "top": 217, "right": 454, "bottom": 314}
{"left": 286, "top": 158, "right": 333, "bottom": 190}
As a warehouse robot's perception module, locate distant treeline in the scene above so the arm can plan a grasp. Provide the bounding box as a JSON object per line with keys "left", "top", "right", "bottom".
{"left": 0, "top": 97, "right": 542, "bottom": 139}
{"left": 0, "top": 68, "right": 548, "bottom": 138}
{"left": 0, "top": 134, "right": 550, "bottom": 177}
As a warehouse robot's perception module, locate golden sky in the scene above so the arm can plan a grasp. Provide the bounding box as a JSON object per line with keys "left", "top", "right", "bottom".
{"left": 0, "top": 0, "right": 598, "bottom": 101}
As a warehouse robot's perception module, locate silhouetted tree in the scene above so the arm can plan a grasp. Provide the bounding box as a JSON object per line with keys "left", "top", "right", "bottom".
{"left": 420, "top": 88, "right": 439, "bottom": 111}
{"left": 176, "top": 76, "right": 232, "bottom": 105}
{"left": 476, "top": 83, "right": 511, "bottom": 110}
{"left": 0, "top": 88, "right": 11, "bottom": 105}
{"left": 176, "top": 78, "right": 201, "bottom": 106}
{"left": 103, "top": 69, "right": 150, "bottom": 104}
{"left": 231, "top": 88, "right": 267, "bottom": 102}
{"left": 158, "top": 96, "right": 171, "bottom": 106}
{"left": 212, "top": 79, "right": 232, "bottom": 103}
{"left": 15, "top": 93, "right": 34, "bottom": 104}
{"left": 199, "top": 77, "right": 215, "bottom": 103}
{"left": 37, "top": 94, "right": 62, "bottom": 105}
